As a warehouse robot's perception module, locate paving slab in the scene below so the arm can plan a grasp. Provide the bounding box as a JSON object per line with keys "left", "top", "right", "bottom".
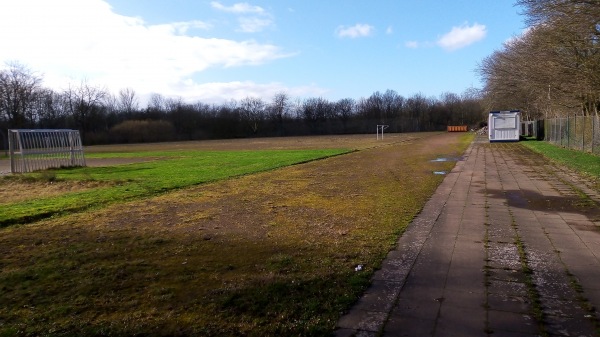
{"left": 335, "top": 136, "right": 600, "bottom": 336}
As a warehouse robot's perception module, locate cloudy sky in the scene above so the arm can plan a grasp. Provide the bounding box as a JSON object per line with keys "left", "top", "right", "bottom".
{"left": 0, "top": 0, "right": 526, "bottom": 104}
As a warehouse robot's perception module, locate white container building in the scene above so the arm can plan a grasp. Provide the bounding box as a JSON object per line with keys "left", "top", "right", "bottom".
{"left": 488, "top": 110, "right": 521, "bottom": 142}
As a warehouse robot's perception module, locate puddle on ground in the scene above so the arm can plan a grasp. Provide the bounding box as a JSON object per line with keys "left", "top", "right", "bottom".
{"left": 430, "top": 157, "right": 461, "bottom": 162}
{"left": 488, "top": 189, "right": 600, "bottom": 226}
{"left": 433, "top": 171, "right": 447, "bottom": 175}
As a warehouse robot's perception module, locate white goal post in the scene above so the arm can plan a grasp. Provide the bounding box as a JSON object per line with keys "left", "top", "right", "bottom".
{"left": 8, "top": 129, "right": 86, "bottom": 173}
{"left": 376, "top": 125, "right": 389, "bottom": 140}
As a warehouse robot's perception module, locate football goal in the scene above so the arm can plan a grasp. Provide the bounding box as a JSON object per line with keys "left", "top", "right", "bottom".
{"left": 376, "top": 125, "right": 389, "bottom": 140}
{"left": 8, "top": 129, "right": 86, "bottom": 173}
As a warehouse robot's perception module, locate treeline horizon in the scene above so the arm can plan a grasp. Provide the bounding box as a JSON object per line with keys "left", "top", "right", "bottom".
{"left": 0, "top": 62, "right": 484, "bottom": 145}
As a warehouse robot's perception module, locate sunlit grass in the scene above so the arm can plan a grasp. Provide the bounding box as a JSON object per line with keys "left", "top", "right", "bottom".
{"left": 521, "top": 140, "right": 600, "bottom": 180}
{"left": 0, "top": 149, "right": 348, "bottom": 226}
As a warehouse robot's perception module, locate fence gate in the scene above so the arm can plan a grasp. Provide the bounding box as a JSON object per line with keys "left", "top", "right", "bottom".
{"left": 8, "top": 129, "right": 86, "bottom": 173}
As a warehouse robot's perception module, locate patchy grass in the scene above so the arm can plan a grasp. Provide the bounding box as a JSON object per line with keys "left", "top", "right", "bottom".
{"left": 0, "top": 133, "right": 471, "bottom": 336}
{"left": 0, "top": 149, "right": 348, "bottom": 226}
{"left": 521, "top": 140, "right": 600, "bottom": 182}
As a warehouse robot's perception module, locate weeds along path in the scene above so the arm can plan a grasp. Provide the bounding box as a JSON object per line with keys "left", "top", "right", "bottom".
{"left": 0, "top": 132, "right": 471, "bottom": 336}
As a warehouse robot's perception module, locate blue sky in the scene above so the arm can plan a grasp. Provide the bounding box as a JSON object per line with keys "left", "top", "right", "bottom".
{"left": 0, "top": 0, "right": 526, "bottom": 104}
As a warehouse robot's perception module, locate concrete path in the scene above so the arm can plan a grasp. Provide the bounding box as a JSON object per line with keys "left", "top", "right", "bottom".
{"left": 336, "top": 136, "right": 600, "bottom": 336}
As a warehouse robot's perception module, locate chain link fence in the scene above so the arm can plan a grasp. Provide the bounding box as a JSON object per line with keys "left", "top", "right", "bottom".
{"left": 543, "top": 116, "right": 600, "bottom": 154}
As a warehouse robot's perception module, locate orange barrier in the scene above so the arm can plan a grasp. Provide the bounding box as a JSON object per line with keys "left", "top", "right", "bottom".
{"left": 447, "top": 125, "right": 468, "bottom": 132}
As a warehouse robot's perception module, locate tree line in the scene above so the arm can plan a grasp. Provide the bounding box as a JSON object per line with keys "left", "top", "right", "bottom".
{"left": 0, "top": 62, "right": 484, "bottom": 145}
{"left": 478, "top": 0, "right": 600, "bottom": 120}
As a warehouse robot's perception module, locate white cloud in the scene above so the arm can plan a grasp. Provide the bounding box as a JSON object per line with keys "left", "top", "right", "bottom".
{"left": 151, "top": 21, "right": 213, "bottom": 35}
{"left": 386, "top": 26, "right": 393, "bottom": 35}
{"left": 238, "top": 17, "right": 273, "bottom": 33}
{"left": 174, "top": 81, "right": 328, "bottom": 104}
{"left": 336, "top": 24, "right": 375, "bottom": 38}
{"left": 437, "top": 22, "right": 487, "bottom": 51}
{"left": 210, "top": 1, "right": 265, "bottom": 14}
{"left": 211, "top": 1, "right": 273, "bottom": 33}
{"left": 0, "top": 0, "right": 291, "bottom": 103}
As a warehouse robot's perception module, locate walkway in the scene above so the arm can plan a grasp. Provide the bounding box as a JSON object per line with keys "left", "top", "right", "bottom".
{"left": 336, "top": 136, "right": 600, "bottom": 336}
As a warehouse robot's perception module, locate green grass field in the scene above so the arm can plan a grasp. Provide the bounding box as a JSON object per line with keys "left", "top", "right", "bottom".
{"left": 0, "top": 149, "right": 349, "bottom": 226}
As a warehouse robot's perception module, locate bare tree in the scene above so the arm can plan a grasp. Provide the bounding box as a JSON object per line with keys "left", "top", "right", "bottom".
{"left": 240, "top": 96, "right": 266, "bottom": 134}
{"left": 381, "top": 89, "right": 403, "bottom": 121}
{"left": 0, "top": 61, "right": 42, "bottom": 128}
{"left": 357, "top": 91, "right": 384, "bottom": 121}
{"left": 334, "top": 98, "right": 355, "bottom": 132}
{"left": 301, "top": 97, "right": 333, "bottom": 134}
{"left": 63, "top": 80, "right": 107, "bottom": 138}
{"left": 480, "top": 0, "right": 600, "bottom": 116}
{"left": 439, "top": 92, "right": 461, "bottom": 124}
{"left": 148, "top": 93, "right": 165, "bottom": 111}
{"left": 268, "top": 91, "right": 290, "bottom": 135}
{"left": 460, "top": 88, "right": 485, "bottom": 124}
{"left": 118, "top": 88, "right": 139, "bottom": 116}
{"left": 32, "top": 88, "right": 67, "bottom": 128}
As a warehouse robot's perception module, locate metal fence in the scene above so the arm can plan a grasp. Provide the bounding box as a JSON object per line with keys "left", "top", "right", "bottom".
{"left": 9, "top": 129, "right": 86, "bottom": 173}
{"left": 543, "top": 116, "right": 600, "bottom": 154}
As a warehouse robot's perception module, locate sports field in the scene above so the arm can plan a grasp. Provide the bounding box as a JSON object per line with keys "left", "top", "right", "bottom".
{"left": 0, "top": 132, "right": 472, "bottom": 336}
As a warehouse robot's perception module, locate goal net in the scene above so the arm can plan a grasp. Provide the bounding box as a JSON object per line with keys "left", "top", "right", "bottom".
{"left": 8, "top": 129, "right": 86, "bottom": 173}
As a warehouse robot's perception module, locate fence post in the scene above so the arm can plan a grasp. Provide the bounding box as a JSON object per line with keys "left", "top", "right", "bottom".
{"left": 8, "top": 130, "right": 15, "bottom": 173}
{"left": 592, "top": 115, "right": 600, "bottom": 153}
{"left": 581, "top": 116, "right": 585, "bottom": 152}
{"left": 560, "top": 118, "right": 564, "bottom": 146}
{"left": 557, "top": 118, "right": 560, "bottom": 144}
{"left": 565, "top": 117, "right": 569, "bottom": 147}
{"left": 592, "top": 116, "right": 598, "bottom": 153}
{"left": 560, "top": 117, "right": 565, "bottom": 147}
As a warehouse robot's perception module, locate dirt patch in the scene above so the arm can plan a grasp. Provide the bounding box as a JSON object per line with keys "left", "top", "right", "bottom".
{"left": 63, "top": 132, "right": 459, "bottom": 243}
{"left": 84, "top": 133, "right": 423, "bottom": 153}
{"left": 0, "top": 178, "right": 115, "bottom": 205}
